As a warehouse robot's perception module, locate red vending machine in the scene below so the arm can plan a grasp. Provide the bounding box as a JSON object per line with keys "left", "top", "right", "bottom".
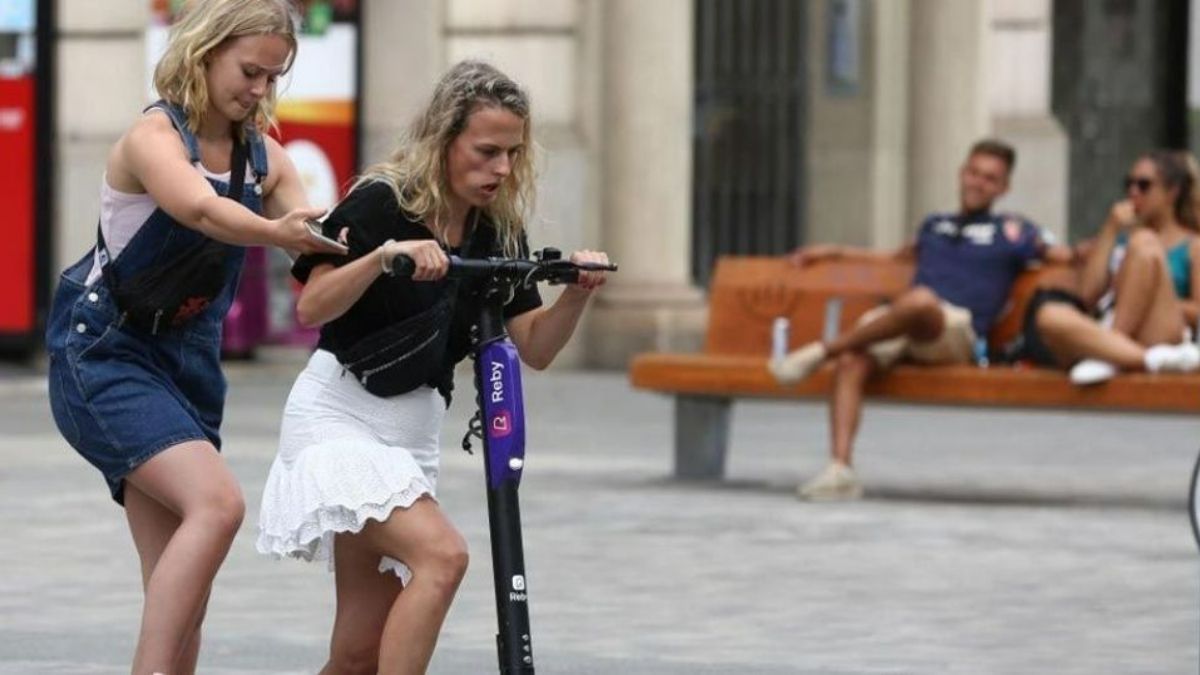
{"left": 146, "top": 0, "right": 362, "bottom": 357}
{"left": 0, "top": 0, "right": 52, "bottom": 355}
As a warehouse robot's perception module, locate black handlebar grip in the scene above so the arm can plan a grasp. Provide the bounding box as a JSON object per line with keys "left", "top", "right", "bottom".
{"left": 390, "top": 253, "right": 416, "bottom": 277}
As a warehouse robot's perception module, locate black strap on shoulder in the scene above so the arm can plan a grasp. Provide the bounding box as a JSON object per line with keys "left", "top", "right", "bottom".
{"left": 96, "top": 219, "right": 118, "bottom": 292}
{"left": 226, "top": 135, "right": 247, "bottom": 203}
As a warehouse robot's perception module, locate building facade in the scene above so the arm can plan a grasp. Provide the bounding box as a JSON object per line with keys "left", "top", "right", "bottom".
{"left": 49, "top": 0, "right": 1187, "bottom": 366}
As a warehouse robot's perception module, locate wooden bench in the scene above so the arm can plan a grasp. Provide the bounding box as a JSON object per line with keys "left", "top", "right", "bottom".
{"left": 629, "top": 256, "right": 1200, "bottom": 480}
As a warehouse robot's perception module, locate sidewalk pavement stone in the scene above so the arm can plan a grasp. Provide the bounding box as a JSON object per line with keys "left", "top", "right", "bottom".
{"left": 0, "top": 357, "right": 1195, "bottom": 673}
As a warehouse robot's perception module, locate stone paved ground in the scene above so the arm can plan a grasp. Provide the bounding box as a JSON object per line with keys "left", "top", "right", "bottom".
{"left": 0, "top": 357, "right": 1196, "bottom": 673}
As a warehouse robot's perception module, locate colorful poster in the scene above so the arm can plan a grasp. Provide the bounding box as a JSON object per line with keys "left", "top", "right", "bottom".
{"left": 0, "top": 0, "right": 36, "bottom": 335}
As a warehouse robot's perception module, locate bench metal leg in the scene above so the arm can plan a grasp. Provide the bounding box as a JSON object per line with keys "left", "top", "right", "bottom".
{"left": 674, "top": 395, "right": 731, "bottom": 480}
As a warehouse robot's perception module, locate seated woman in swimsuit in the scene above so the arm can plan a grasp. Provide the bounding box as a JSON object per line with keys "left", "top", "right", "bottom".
{"left": 1026, "top": 149, "right": 1200, "bottom": 384}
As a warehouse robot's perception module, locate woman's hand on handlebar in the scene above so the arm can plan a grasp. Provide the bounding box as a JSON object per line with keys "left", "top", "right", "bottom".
{"left": 568, "top": 249, "right": 610, "bottom": 292}
{"left": 380, "top": 239, "right": 449, "bottom": 281}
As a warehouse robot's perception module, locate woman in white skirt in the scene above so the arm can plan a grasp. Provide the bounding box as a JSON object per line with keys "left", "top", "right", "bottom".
{"left": 256, "top": 60, "right": 609, "bottom": 675}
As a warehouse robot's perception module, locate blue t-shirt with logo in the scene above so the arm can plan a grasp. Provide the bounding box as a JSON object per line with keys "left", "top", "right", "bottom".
{"left": 911, "top": 211, "right": 1043, "bottom": 337}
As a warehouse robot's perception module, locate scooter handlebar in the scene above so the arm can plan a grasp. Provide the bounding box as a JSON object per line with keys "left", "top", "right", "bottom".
{"left": 388, "top": 252, "right": 617, "bottom": 286}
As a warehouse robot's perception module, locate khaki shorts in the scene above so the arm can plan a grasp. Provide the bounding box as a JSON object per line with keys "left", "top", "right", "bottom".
{"left": 857, "top": 302, "right": 976, "bottom": 369}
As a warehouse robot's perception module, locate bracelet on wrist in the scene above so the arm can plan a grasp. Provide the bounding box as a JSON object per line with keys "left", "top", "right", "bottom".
{"left": 379, "top": 240, "right": 396, "bottom": 276}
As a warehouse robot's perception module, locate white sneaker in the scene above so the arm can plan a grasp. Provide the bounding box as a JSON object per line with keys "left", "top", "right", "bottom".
{"left": 797, "top": 462, "right": 863, "bottom": 501}
{"left": 1144, "top": 342, "right": 1200, "bottom": 373}
{"left": 768, "top": 342, "right": 828, "bottom": 385}
{"left": 1069, "top": 359, "right": 1117, "bottom": 386}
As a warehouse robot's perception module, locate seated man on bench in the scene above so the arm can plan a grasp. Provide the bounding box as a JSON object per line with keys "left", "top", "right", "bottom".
{"left": 769, "top": 139, "right": 1070, "bottom": 501}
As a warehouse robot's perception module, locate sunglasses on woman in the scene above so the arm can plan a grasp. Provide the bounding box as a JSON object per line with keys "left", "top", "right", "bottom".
{"left": 1124, "top": 175, "right": 1157, "bottom": 193}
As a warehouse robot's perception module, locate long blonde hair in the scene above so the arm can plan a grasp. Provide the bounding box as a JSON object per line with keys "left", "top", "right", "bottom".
{"left": 1145, "top": 149, "right": 1200, "bottom": 233}
{"left": 153, "top": 0, "right": 299, "bottom": 134}
{"left": 356, "top": 60, "right": 536, "bottom": 256}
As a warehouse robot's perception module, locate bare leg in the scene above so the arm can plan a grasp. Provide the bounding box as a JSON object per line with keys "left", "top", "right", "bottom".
{"left": 829, "top": 351, "right": 875, "bottom": 466}
{"left": 1111, "top": 230, "right": 1187, "bottom": 345}
{"left": 124, "top": 441, "right": 245, "bottom": 675}
{"left": 826, "top": 286, "right": 946, "bottom": 357}
{"left": 125, "top": 485, "right": 209, "bottom": 675}
{"left": 1034, "top": 302, "right": 1146, "bottom": 369}
{"left": 318, "top": 533, "right": 407, "bottom": 675}
{"left": 358, "top": 497, "right": 469, "bottom": 675}
{"left": 772, "top": 287, "right": 947, "bottom": 385}
{"left": 794, "top": 293, "right": 939, "bottom": 499}
{"left": 822, "top": 288, "right": 975, "bottom": 471}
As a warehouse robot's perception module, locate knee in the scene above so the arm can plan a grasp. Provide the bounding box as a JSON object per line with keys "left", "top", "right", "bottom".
{"left": 434, "top": 536, "right": 471, "bottom": 588}
{"left": 326, "top": 642, "right": 379, "bottom": 675}
{"left": 834, "top": 351, "right": 872, "bottom": 378}
{"left": 896, "top": 286, "right": 941, "bottom": 316}
{"left": 416, "top": 534, "right": 470, "bottom": 594}
{"left": 1125, "top": 230, "right": 1166, "bottom": 262}
{"left": 189, "top": 487, "right": 245, "bottom": 539}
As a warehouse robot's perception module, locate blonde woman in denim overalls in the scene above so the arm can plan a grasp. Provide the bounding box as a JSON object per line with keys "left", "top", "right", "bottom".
{"left": 44, "top": 2, "right": 343, "bottom": 672}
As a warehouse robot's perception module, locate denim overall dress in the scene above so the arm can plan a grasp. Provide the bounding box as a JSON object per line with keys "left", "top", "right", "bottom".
{"left": 46, "top": 101, "right": 269, "bottom": 504}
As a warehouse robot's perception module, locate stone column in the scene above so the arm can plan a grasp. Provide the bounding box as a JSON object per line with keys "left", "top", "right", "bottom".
{"left": 586, "top": 0, "right": 705, "bottom": 368}
{"left": 906, "top": 0, "right": 989, "bottom": 229}
{"left": 987, "top": 0, "right": 1068, "bottom": 242}
{"left": 804, "top": 0, "right": 876, "bottom": 248}
{"left": 868, "top": 0, "right": 912, "bottom": 249}
{"left": 805, "top": 0, "right": 913, "bottom": 250}
{"left": 360, "top": 0, "right": 441, "bottom": 165}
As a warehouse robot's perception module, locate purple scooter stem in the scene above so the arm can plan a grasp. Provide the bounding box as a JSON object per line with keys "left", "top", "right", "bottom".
{"left": 480, "top": 339, "right": 527, "bottom": 489}
{"left": 387, "top": 247, "right": 616, "bottom": 673}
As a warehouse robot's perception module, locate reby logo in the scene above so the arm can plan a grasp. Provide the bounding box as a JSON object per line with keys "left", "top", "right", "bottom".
{"left": 490, "top": 360, "right": 505, "bottom": 403}
{"left": 509, "top": 576, "right": 528, "bottom": 602}
{"left": 490, "top": 409, "right": 512, "bottom": 438}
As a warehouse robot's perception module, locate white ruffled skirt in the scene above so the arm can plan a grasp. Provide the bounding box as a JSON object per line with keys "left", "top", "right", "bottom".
{"left": 256, "top": 349, "right": 444, "bottom": 583}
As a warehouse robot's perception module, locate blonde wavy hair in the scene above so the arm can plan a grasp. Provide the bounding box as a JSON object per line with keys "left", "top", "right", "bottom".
{"left": 153, "top": 0, "right": 299, "bottom": 134}
{"left": 356, "top": 60, "right": 535, "bottom": 257}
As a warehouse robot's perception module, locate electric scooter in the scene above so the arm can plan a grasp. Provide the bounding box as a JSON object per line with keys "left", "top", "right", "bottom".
{"left": 392, "top": 247, "right": 617, "bottom": 674}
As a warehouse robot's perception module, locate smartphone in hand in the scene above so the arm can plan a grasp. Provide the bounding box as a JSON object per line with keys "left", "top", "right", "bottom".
{"left": 304, "top": 217, "right": 349, "bottom": 254}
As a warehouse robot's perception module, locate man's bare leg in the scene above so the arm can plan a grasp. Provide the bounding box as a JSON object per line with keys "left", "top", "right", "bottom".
{"left": 772, "top": 286, "right": 947, "bottom": 384}
{"left": 830, "top": 351, "right": 875, "bottom": 466}
{"left": 796, "top": 350, "right": 875, "bottom": 500}
{"left": 797, "top": 296, "right": 938, "bottom": 500}
{"left": 827, "top": 287, "right": 946, "bottom": 356}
